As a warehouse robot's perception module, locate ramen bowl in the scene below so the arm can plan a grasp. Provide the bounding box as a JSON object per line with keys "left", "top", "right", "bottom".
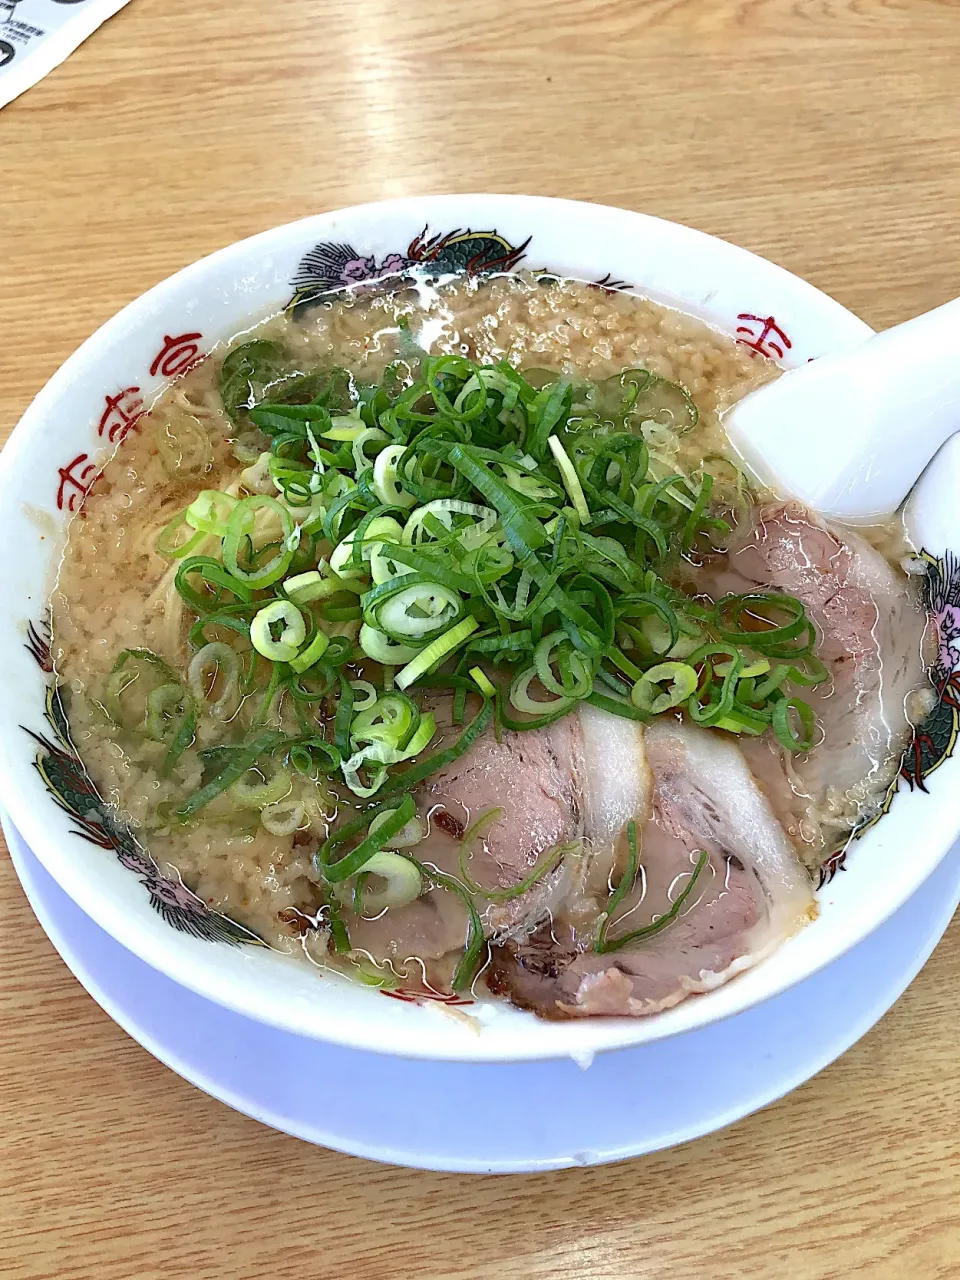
{"left": 0, "top": 194, "right": 956, "bottom": 1062}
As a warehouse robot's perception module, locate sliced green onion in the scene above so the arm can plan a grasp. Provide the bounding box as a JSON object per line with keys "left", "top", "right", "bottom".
{"left": 405, "top": 853, "right": 487, "bottom": 992}
{"left": 185, "top": 490, "right": 238, "bottom": 535}
{"left": 469, "top": 666, "right": 496, "bottom": 697}
{"left": 584, "top": 687, "right": 650, "bottom": 724}
{"left": 547, "top": 434, "right": 590, "bottom": 523}
{"left": 618, "top": 594, "right": 680, "bottom": 656}
{"left": 156, "top": 511, "right": 205, "bottom": 560}
{"left": 351, "top": 692, "right": 416, "bottom": 742}
{"left": 251, "top": 599, "right": 306, "bottom": 662}
{"left": 680, "top": 473, "right": 713, "bottom": 552}
{"left": 368, "top": 807, "right": 424, "bottom": 848}
{"left": 772, "top": 696, "right": 816, "bottom": 752}
{"left": 750, "top": 663, "right": 793, "bottom": 701}
{"left": 333, "top": 672, "right": 355, "bottom": 761}
{"left": 402, "top": 498, "right": 498, "bottom": 548}
{"left": 325, "top": 896, "right": 351, "bottom": 952}
{"left": 231, "top": 757, "right": 292, "bottom": 809}
{"left": 715, "top": 707, "right": 770, "bottom": 735}
{"left": 162, "top": 704, "right": 197, "bottom": 777}
{"left": 348, "top": 955, "right": 399, "bottom": 988}
{"left": 175, "top": 556, "right": 255, "bottom": 610}
{"left": 596, "top": 822, "right": 709, "bottom": 953}
{"left": 172, "top": 730, "right": 285, "bottom": 820}
{"left": 457, "top": 806, "right": 571, "bottom": 902}
{"left": 396, "top": 714, "right": 436, "bottom": 758}
{"left": 508, "top": 666, "right": 576, "bottom": 721}
{"left": 188, "top": 642, "right": 240, "bottom": 718}
{"left": 714, "top": 592, "right": 813, "bottom": 656}
{"left": 283, "top": 570, "right": 337, "bottom": 604}
{"left": 103, "top": 648, "right": 178, "bottom": 730}
{"left": 222, "top": 495, "right": 296, "bottom": 589}
{"left": 351, "top": 426, "right": 388, "bottom": 476}
{"left": 784, "top": 655, "right": 830, "bottom": 688}
{"left": 534, "top": 630, "right": 596, "bottom": 700}
{"left": 359, "top": 623, "right": 421, "bottom": 664}
{"left": 395, "top": 616, "right": 480, "bottom": 691}
{"left": 340, "top": 750, "right": 389, "bottom": 797}
{"left": 373, "top": 579, "right": 463, "bottom": 642}
{"left": 351, "top": 851, "right": 423, "bottom": 914}
{"left": 373, "top": 443, "right": 418, "bottom": 509}
{"left": 323, "top": 413, "right": 366, "bottom": 442}
{"left": 374, "top": 683, "right": 493, "bottom": 797}
{"left": 318, "top": 793, "right": 417, "bottom": 884}
{"left": 145, "top": 684, "right": 187, "bottom": 741}
{"left": 686, "top": 644, "right": 743, "bottom": 727}
{"left": 714, "top": 657, "right": 770, "bottom": 680}
{"left": 261, "top": 798, "right": 306, "bottom": 836}
{"left": 348, "top": 679, "right": 379, "bottom": 711}
{"left": 631, "top": 662, "right": 698, "bottom": 714}
{"left": 330, "top": 515, "right": 404, "bottom": 580}
{"left": 341, "top": 702, "right": 437, "bottom": 795}
{"left": 289, "top": 735, "right": 341, "bottom": 776}
{"left": 290, "top": 629, "right": 330, "bottom": 674}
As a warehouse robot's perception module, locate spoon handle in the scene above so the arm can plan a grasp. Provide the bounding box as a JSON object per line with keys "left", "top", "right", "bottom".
{"left": 726, "top": 296, "right": 960, "bottom": 521}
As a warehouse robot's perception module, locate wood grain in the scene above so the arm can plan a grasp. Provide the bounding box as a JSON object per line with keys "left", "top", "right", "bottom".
{"left": 3, "top": 0, "right": 960, "bottom": 1275}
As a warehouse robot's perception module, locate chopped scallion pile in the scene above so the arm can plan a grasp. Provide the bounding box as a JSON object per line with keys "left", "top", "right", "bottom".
{"left": 115, "top": 344, "right": 827, "bottom": 973}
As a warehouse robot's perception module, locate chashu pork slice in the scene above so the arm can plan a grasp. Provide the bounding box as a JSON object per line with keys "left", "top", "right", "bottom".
{"left": 704, "top": 501, "right": 926, "bottom": 861}
{"left": 487, "top": 717, "right": 816, "bottom": 1019}
{"left": 341, "top": 712, "right": 584, "bottom": 988}
{"left": 341, "top": 703, "right": 653, "bottom": 989}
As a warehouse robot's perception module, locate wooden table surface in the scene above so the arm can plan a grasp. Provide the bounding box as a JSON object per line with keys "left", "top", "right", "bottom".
{"left": 4, "top": 1, "right": 960, "bottom": 1275}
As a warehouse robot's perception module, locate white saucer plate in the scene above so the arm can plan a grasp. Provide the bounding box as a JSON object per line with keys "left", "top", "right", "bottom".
{"left": 6, "top": 814, "right": 960, "bottom": 1174}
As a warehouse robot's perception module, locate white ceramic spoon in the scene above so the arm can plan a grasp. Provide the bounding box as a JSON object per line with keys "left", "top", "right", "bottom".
{"left": 724, "top": 296, "right": 960, "bottom": 522}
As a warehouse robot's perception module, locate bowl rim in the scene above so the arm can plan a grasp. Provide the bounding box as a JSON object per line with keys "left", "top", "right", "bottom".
{"left": 5, "top": 193, "right": 954, "bottom": 1063}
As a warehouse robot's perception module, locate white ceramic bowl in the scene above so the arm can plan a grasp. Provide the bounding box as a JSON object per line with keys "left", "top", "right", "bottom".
{"left": 2, "top": 195, "right": 957, "bottom": 1063}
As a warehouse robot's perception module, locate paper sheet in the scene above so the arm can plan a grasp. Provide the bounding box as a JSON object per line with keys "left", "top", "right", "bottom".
{"left": 0, "top": 0, "right": 133, "bottom": 109}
